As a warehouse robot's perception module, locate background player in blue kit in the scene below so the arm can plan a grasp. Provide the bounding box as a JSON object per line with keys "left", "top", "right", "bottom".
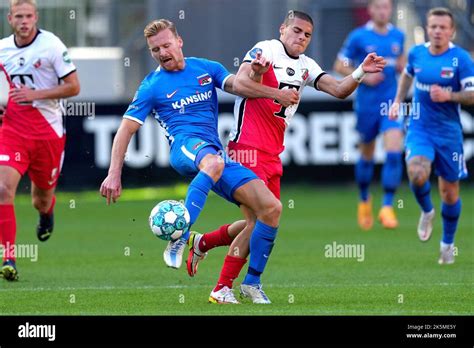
{"left": 334, "top": 0, "right": 405, "bottom": 231}
{"left": 390, "top": 8, "right": 474, "bottom": 264}
{"left": 100, "top": 19, "right": 298, "bottom": 304}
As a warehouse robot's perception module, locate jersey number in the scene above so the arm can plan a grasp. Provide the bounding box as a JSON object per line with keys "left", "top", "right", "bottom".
{"left": 273, "top": 82, "right": 300, "bottom": 118}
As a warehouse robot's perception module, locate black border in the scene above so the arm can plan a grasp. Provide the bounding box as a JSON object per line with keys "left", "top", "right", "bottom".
{"left": 0, "top": 315, "right": 472, "bottom": 346}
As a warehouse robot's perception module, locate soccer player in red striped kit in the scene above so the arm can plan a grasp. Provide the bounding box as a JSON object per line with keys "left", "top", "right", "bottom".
{"left": 0, "top": 0, "right": 80, "bottom": 280}
{"left": 188, "top": 10, "right": 386, "bottom": 303}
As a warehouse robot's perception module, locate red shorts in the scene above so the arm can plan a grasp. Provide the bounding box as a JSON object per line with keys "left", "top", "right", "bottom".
{"left": 0, "top": 129, "right": 65, "bottom": 190}
{"left": 228, "top": 141, "right": 283, "bottom": 199}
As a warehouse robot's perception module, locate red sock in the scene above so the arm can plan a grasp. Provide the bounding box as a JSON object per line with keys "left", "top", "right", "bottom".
{"left": 199, "top": 224, "right": 233, "bottom": 253}
{"left": 213, "top": 255, "right": 247, "bottom": 291}
{"left": 46, "top": 195, "right": 56, "bottom": 216}
{"left": 0, "top": 204, "right": 16, "bottom": 262}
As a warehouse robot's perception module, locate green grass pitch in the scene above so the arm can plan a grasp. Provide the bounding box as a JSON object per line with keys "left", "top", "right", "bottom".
{"left": 0, "top": 184, "right": 472, "bottom": 315}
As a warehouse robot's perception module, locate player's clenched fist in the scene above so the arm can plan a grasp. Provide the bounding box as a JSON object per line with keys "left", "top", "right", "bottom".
{"left": 430, "top": 84, "right": 451, "bottom": 103}
{"left": 276, "top": 88, "right": 300, "bottom": 108}
{"left": 100, "top": 171, "right": 122, "bottom": 205}
{"left": 361, "top": 52, "right": 387, "bottom": 73}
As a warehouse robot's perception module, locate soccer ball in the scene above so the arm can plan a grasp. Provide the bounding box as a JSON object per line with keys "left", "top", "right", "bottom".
{"left": 149, "top": 200, "right": 190, "bottom": 241}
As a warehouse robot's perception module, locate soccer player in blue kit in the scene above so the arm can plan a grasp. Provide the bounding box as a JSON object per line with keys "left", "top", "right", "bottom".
{"left": 100, "top": 19, "right": 301, "bottom": 303}
{"left": 389, "top": 8, "right": 474, "bottom": 264}
{"left": 334, "top": 0, "right": 405, "bottom": 230}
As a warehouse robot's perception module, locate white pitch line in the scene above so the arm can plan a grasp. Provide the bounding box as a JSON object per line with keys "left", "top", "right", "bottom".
{"left": 0, "top": 282, "right": 471, "bottom": 292}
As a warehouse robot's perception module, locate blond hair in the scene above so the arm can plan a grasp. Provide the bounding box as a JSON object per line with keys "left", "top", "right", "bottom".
{"left": 9, "top": 0, "right": 37, "bottom": 13}
{"left": 144, "top": 19, "right": 179, "bottom": 38}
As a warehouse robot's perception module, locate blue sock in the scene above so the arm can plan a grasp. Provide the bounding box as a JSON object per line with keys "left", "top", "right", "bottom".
{"left": 243, "top": 220, "right": 278, "bottom": 285}
{"left": 441, "top": 199, "right": 461, "bottom": 244}
{"left": 355, "top": 158, "right": 374, "bottom": 202}
{"left": 381, "top": 152, "right": 402, "bottom": 206}
{"left": 410, "top": 182, "right": 434, "bottom": 213}
{"left": 183, "top": 171, "right": 215, "bottom": 239}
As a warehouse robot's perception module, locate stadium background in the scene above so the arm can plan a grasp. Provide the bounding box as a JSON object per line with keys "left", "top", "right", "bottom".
{"left": 1, "top": 0, "right": 473, "bottom": 189}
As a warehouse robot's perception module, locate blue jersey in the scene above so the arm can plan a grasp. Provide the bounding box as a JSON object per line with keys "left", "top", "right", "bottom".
{"left": 405, "top": 43, "right": 474, "bottom": 141}
{"left": 124, "top": 57, "right": 232, "bottom": 148}
{"left": 338, "top": 21, "right": 404, "bottom": 112}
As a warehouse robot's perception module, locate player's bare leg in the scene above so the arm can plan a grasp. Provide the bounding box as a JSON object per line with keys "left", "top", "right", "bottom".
{"left": 378, "top": 128, "right": 403, "bottom": 229}
{"left": 233, "top": 179, "right": 282, "bottom": 304}
{"left": 32, "top": 183, "right": 56, "bottom": 242}
{"left": 437, "top": 178, "right": 460, "bottom": 265}
{"left": 209, "top": 207, "right": 254, "bottom": 304}
{"left": 0, "top": 166, "right": 21, "bottom": 280}
{"left": 407, "top": 156, "right": 435, "bottom": 242}
{"left": 356, "top": 141, "right": 375, "bottom": 230}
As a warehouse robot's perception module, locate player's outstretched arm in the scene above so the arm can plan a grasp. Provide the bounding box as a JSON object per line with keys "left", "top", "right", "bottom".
{"left": 100, "top": 119, "right": 141, "bottom": 205}
{"left": 318, "top": 53, "right": 386, "bottom": 99}
{"left": 388, "top": 71, "right": 413, "bottom": 120}
{"left": 334, "top": 57, "right": 385, "bottom": 87}
{"left": 9, "top": 72, "right": 80, "bottom": 103}
{"left": 231, "top": 63, "right": 299, "bottom": 107}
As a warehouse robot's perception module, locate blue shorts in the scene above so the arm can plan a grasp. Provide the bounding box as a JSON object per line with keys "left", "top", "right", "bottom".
{"left": 356, "top": 109, "right": 403, "bottom": 143}
{"left": 405, "top": 130, "right": 468, "bottom": 182}
{"left": 169, "top": 136, "right": 258, "bottom": 204}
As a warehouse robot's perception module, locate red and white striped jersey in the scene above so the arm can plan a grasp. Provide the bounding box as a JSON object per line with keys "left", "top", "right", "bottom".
{"left": 230, "top": 39, "right": 326, "bottom": 155}
{"left": 0, "top": 29, "right": 76, "bottom": 139}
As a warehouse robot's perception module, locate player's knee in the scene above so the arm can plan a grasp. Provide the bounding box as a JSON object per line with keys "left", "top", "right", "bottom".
{"left": 408, "top": 164, "right": 428, "bottom": 186}
{"left": 201, "top": 154, "right": 224, "bottom": 181}
{"left": 32, "top": 195, "right": 50, "bottom": 211}
{"left": 384, "top": 130, "right": 403, "bottom": 152}
{"left": 261, "top": 197, "right": 282, "bottom": 223}
{"left": 0, "top": 182, "right": 15, "bottom": 203}
{"left": 440, "top": 187, "right": 458, "bottom": 204}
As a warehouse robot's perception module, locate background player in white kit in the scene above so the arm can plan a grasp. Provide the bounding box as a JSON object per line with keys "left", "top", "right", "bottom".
{"left": 0, "top": 0, "right": 80, "bottom": 281}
